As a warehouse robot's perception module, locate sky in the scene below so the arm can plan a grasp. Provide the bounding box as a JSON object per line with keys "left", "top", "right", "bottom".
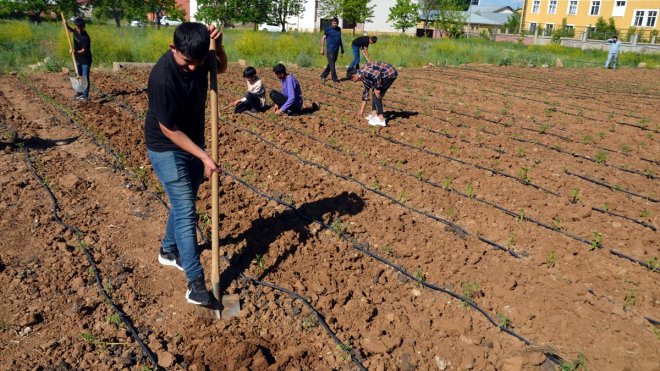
{"left": 476, "top": 0, "right": 524, "bottom": 9}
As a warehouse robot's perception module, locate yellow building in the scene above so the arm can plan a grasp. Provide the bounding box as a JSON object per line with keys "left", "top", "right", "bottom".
{"left": 521, "top": 0, "right": 658, "bottom": 37}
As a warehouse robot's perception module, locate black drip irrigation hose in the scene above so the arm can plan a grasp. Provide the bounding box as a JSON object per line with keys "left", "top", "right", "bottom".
{"left": 14, "top": 140, "right": 160, "bottom": 369}
{"left": 646, "top": 317, "right": 660, "bottom": 326}
{"left": 16, "top": 77, "right": 368, "bottom": 370}
{"left": 219, "top": 167, "right": 565, "bottom": 366}
{"left": 565, "top": 170, "right": 658, "bottom": 203}
{"left": 513, "top": 136, "right": 658, "bottom": 181}
{"left": 592, "top": 207, "right": 657, "bottom": 232}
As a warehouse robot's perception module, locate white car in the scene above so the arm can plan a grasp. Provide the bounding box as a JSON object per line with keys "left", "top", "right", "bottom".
{"left": 161, "top": 16, "right": 182, "bottom": 26}
{"left": 130, "top": 18, "right": 142, "bottom": 27}
{"left": 259, "top": 23, "right": 284, "bottom": 32}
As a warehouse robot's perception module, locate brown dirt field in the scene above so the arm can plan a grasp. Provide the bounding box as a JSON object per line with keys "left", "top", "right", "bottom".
{"left": 0, "top": 64, "right": 658, "bottom": 370}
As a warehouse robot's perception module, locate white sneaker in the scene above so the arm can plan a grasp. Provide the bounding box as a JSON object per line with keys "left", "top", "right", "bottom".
{"left": 365, "top": 113, "right": 374, "bottom": 120}
{"left": 368, "top": 117, "right": 386, "bottom": 127}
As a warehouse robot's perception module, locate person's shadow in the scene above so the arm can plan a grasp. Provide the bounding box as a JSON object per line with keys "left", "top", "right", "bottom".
{"left": 2, "top": 135, "right": 79, "bottom": 151}
{"left": 383, "top": 110, "right": 418, "bottom": 121}
{"left": 216, "top": 191, "right": 365, "bottom": 292}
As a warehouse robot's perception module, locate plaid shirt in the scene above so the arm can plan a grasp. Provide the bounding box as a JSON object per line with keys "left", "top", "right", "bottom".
{"left": 357, "top": 62, "right": 398, "bottom": 101}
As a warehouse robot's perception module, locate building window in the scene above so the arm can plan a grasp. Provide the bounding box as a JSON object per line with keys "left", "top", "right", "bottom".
{"left": 545, "top": 23, "right": 554, "bottom": 36}
{"left": 568, "top": 0, "right": 578, "bottom": 15}
{"left": 565, "top": 25, "right": 574, "bottom": 30}
{"left": 647, "top": 10, "right": 658, "bottom": 27}
{"left": 532, "top": 0, "right": 540, "bottom": 14}
{"left": 529, "top": 22, "right": 537, "bottom": 32}
{"left": 632, "top": 10, "right": 658, "bottom": 27}
{"left": 634, "top": 10, "right": 644, "bottom": 25}
{"left": 590, "top": 0, "right": 600, "bottom": 16}
{"left": 548, "top": 0, "right": 557, "bottom": 14}
{"left": 613, "top": 1, "right": 626, "bottom": 17}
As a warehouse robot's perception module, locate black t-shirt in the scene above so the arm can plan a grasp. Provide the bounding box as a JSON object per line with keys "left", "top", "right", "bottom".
{"left": 352, "top": 36, "right": 370, "bottom": 49}
{"left": 144, "top": 50, "right": 209, "bottom": 152}
{"left": 73, "top": 31, "right": 92, "bottom": 65}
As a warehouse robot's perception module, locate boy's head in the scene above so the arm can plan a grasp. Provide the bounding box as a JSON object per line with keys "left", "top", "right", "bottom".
{"left": 612, "top": 36, "right": 618, "bottom": 41}
{"left": 243, "top": 66, "right": 258, "bottom": 81}
{"left": 73, "top": 18, "right": 85, "bottom": 30}
{"left": 369, "top": 36, "right": 377, "bottom": 44}
{"left": 273, "top": 63, "right": 287, "bottom": 79}
{"left": 170, "top": 22, "right": 210, "bottom": 72}
{"left": 331, "top": 17, "right": 339, "bottom": 28}
{"left": 347, "top": 67, "right": 360, "bottom": 82}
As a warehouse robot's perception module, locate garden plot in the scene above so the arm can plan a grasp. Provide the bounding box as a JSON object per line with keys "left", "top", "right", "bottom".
{"left": 0, "top": 64, "right": 657, "bottom": 370}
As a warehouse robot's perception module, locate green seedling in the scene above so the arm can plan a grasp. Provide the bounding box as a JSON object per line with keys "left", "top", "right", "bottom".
{"left": 198, "top": 210, "right": 211, "bottom": 229}
{"left": 546, "top": 250, "right": 557, "bottom": 268}
{"left": 594, "top": 150, "right": 608, "bottom": 165}
{"left": 0, "top": 316, "right": 13, "bottom": 331}
{"left": 449, "top": 144, "right": 459, "bottom": 155}
{"left": 328, "top": 137, "right": 338, "bottom": 147}
{"left": 241, "top": 169, "right": 255, "bottom": 182}
{"left": 569, "top": 188, "right": 580, "bottom": 204}
{"left": 647, "top": 257, "right": 658, "bottom": 272}
{"left": 370, "top": 177, "right": 381, "bottom": 191}
{"left": 496, "top": 312, "right": 511, "bottom": 329}
{"left": 646, "top": 169, "right": 656, "bottom": 179}
{"left": 653, "top": 327, "right": 660, "bottom": 341}
{"left": 301, "top": 314, "right": 319, "bottom": 330}
{"left": 516, "top": 147, "right": 526, "bottom": 158}
{"left": 446, "top": 207, "right": 456, "bottom": 217}
{"left": 106, "top": 313, "right": 123, "bottom": 329}
{"left": 504, "top": 235, "right": 516, "bottom": 247}
{"left": 253, "top": 254, "right": 265, "bottom": 273}
{"left": 80, "top": 331, "right": 98, "bottom": 344}
{"left": 623, "top": 289, "right": 637, "bottom": 309}
{"left": 441, "top": 176, "right": 453, "bottom": 190}
{"left": 415, "top": 170, "right": 426, "bottom": 182}
{"left": 539, "top": 123, "right": 551, "bottom": 134}
{"left": 381, "top": 244, "right": 393, "bottom": 256}
{"left": 597, "top": 131, "right": 605, "bottom": 139}
{"left": 517, "top": 208, "right": 526, "bottom": 222}
{"left": 517, "top": 167, "right": 531, "bottom": 184}
{"left": 589, "top": 231, "right": 603, "bottom": 250}
{"left": 330, "top": 220, "right": 347, "bottom": 235}
{"left": 474, "top": 109, "right": 482, "bottom": 118}
{"left": 115, "top": 152, "right": 127, "bottom": 169}
{"left": 602, "top": 202, "right": 609, "bottom": 211}
{"left": 466, "top": 183, "right": 476, "bottom": 198}
{"left": 640, "top": 209, "right": 650, "bottom": 218}
{"left": 281, "top": 194, "right": 294, "bottom": 205}
{"left": 414, "top": 268, "right": 425, "bottom": 288}
{"left": 478, "top": 125, "right": 486, "bottom": 132}
{"left": 416, "top": 137, "right": 425, "bottom": 147}
{"left": 104, "top": 282, "right": 114, "bottom": 294}
{"left": 582, "top": 135, "right": 593, "bottom": 144}
{"left": 559, "top": 353, "right": 588, "bottom": 371}
{"left": 397, "top": 191, "right": 410, "bottom": 203}
{"left": 460, "top": 281, "right": 481, "bottom": 307}
{"left": 552, "top": 217, "right": 562, "bottom": 229}
{"left": 614, "top": 184, "right": 623, "bottom": 191}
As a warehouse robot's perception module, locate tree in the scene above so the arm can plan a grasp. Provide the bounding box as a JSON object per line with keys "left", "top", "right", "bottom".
{"left": 195, "top": 0, "right": 240, "bottom": 28}
{"left": 551, "top": 17, "right": 575, "bottom": 43}
{"left": 501, "top": 11, "right": 520, "bottom": 33}
{"left": 434, "top": 0, "right": 465, "bottom": 38}
{"left": 236, "top": 0, "right": 271, "bottom": 30}
{"left": 318, "top": 0, "right": 343, "bottom": 19}
{"left": 387, "top": 0, "right": 418, "bottom": 33}
{"left": 588, "top": 16, "right": 616, "bottom": 40}
{"left": 418, "top": 0, "right": 439, "bottom": 32}
{"left": 269, "top": 0, "right": 305, "bottom": 32}
{"left": 93, "top": 0, "right": 140, "bottom": 28}
{"left": 342, "top": 0, "right": 375, "bottom": 34}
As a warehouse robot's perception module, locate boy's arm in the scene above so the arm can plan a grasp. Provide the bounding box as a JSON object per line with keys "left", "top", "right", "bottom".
{"left": 362, "top": 47, "right": 371, "bottom": 63}
{"left": 278, "top": 78, "right": 296, "bottom": 113}
{"left": 320, "top": 34, "right": 326, "bottom": 55}
{"left": 216, "top": 43, "right": 228, "bottom": 73}
{"left": 159, "top": 123, "right": 218, "bottom": 176}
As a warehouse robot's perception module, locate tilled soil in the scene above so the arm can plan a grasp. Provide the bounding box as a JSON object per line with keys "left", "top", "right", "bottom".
{"left": 0, "top": 64, "right": 658, "bottom": 370}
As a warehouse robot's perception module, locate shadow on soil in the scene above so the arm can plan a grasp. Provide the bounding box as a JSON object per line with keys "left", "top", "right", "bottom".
{"left": 216, "top": 191, "right": 365, "bottom": 292}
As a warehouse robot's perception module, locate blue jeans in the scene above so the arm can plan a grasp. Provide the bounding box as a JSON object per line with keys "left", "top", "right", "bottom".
{"left": 76, "top": 63, "right": 91, "bottom": 98}
{"left": 347, "top": 44, "right": 361, "bottom": 71}
{"left": 148, "top": 149, "right": 204, "bottom": 282}
{"left": 604, "top": 53, "right": 618, "bottom": 69}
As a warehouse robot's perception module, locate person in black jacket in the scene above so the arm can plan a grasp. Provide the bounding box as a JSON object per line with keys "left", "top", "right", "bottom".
{"left": 64, "top": 18, "right": 92, "bottom": 101}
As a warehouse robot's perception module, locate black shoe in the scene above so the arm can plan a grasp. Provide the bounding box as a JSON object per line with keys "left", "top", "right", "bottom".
{"left": 312, "top": 102, "right": 320, "bottom": 111}
{"left": 186, "top": 277, "right": 211, "bottom": 306}
{"left": 332, "top": 79, "right": 340, "bottom": 83}
{"left": 158, "top": 250, "right": 183, "bottom": 271}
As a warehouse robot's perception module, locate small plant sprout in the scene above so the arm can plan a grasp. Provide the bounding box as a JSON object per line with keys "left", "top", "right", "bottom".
{"left": 597, "top": 131, "right": 605, "bottom": 139}
{"left": 517, "top": 208, "right": 526, "bottom": 222}
{"left": 569, "top": 188, "right": 580, "bottom": 204}
{"left": 460, "top": 281, "right": 481, "bottom": 307}
{"left": 623, "top": 289, "right": 637, "bottom": 309}
{"left": 539, "top": 123, "right": 551, "bottom": 134}
{"left": 253, "top": 254, "right": 265, "bottom": 273}
{"left": 466, "top": 183, "right": 476, "bottom": 198}
{"left": 652, "top": 327, "right": 660, "bottom": 341}
{"left": 106, "top": 313, "right": 123, "bottom": 329}
{"left": 441, "top": 176, "right": 453, "bottom": 190}
{"left": 582, "top": 135, "right": 593, "bottom": 144}
{"left": 301, "top": 314, "right": 319, "bottom": 330}
{"left": 449, "top": 144, "right": 459, "bottom": 155}
{"left": 104, "top": 281, "right": 115, "bottom": 294}
{"left": 330, "top": 220, "right": 347, "bottom": 235}
{"left": 621, "top": 145, "right": 631, "bottom": 155}
{"left": 370, "top": 177, "right": 381, "bottom": 190}
{"left": 517, "top": 147, "right": 526, "bottom": 158}
{"left": 241, "top": 169, "right": 255, "bottom": 182}
{"left": 380, "top": 244, "right": 394, "bottom": 256}
{"left": 416, "top": 170, "right": 426, "bottom": 182}
{"left": 546, "top": 250, "right": 557, "bottom": 268}
{"left": 446, "top": 207, "right": 457, "bottom": 217}
{"left": 414, "top": 268, "right": 425, "bottom": 288}
{"left": 504, "top": 235, "right": 516, "bottom": 247}
{"left": 80, "top": 331, "right": 97, "bottom": 344}
{"left": 639, "top": 209, "right": 650, "bottom": 219}
{"left": 496, "top": 312, "right": 511, "bottom": 329}
{"left": 602, "top": 202, "right": 609, "bottom": 211}
{"left": 397, "top": 191, "right": 410, "bottom": 203}
{"left": 646, "top": 169, "right": 656, "bottom": 179}
{"left": 590, "top": 231, "right": 603, "bottom": 250}
{"left": 594, "top": 150, "right": 608, "bottom": 165}
{"left": 416, "top": 137, "right": 425, "bottom": 147}
{"left": 647, "top": 257, "right": 658, "bottom": 272}
{"left": 517, "top": 167, "right": 531, "bottom": 184}
{"left": 552, "top": 217, "right": 562, "bottom": 229}
{"left": 115, "top": 152, "right": 127, "bottom": 169}
{"left": 559, "top": 353, "right": 588, "bottom": 371}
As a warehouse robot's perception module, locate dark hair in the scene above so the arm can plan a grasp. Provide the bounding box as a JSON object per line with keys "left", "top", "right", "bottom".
{"left": 273, "top": 63, "right": 287, "bottom": 75}
{"left": 243, "top": 66, "right": 257, "bottom": 78}
{"left": 73, "top": 18, "right": 85, "bottom": 28}
{"left": 612, "top": 35, "right": 618, "bottom": 39}
{"left": 332, "top": 17, "right": 339, "bottom": 23}
{"left": 173, "top": 22, "right": 210, "bottom": 61}
{"left": 370, "top": 36, "right": 377, "bottom": 43}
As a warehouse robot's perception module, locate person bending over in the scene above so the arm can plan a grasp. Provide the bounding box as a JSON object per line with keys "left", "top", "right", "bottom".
{"left": 349, "top": 61, "right": 398, "bottom": 127}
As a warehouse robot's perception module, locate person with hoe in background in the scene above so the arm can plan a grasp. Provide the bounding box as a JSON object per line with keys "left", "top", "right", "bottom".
{"left": 320, "top": 17, "right": 344, "bottom": 83}
{"left": 348, "top": 61, "right": 398, "bottom": 127}
{"left": 604, "top": 35, "right": 621, "bottom": 70}
{"left": 144, "top": 22, "right": 227, "bottom": 306}
{"left": 347, "top": 35, "right": 377, "bottom": 77}
{"left": 63, "top": 17, "right": 92, "bottom": 101}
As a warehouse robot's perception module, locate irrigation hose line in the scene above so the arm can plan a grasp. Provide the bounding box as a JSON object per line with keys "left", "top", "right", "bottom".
{"left": 16, "top": 78, "right": 367, "bottom": 371}
{"left": 14, "top": 140, "right": 160, "bottom": 370}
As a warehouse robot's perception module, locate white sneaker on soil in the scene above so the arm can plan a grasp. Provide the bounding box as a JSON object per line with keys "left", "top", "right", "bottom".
{"left": 368, "top": 117, "right": 386, "bottom": 127}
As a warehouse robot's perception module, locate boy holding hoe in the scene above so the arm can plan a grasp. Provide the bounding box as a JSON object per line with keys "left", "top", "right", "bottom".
{"left": 144, "top": 22, "right": 227, "bottom": 306}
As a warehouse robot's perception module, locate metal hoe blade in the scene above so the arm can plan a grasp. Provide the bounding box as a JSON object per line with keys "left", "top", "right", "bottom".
{"left": 71, "top": 76, "right": 88, "bottom": 93}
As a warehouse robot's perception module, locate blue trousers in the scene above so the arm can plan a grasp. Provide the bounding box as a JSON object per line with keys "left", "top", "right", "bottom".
{"left": 604, "top": 52, "right": 618, "bottom": 69}
{"left": 347, "top": 44, "right": 361, "bottom": 71}
{"left": 148, "top": 149, "right": 204, "bottom": 283}
{"left": 76, "top": 63, "right": 91, "bottom": 98}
